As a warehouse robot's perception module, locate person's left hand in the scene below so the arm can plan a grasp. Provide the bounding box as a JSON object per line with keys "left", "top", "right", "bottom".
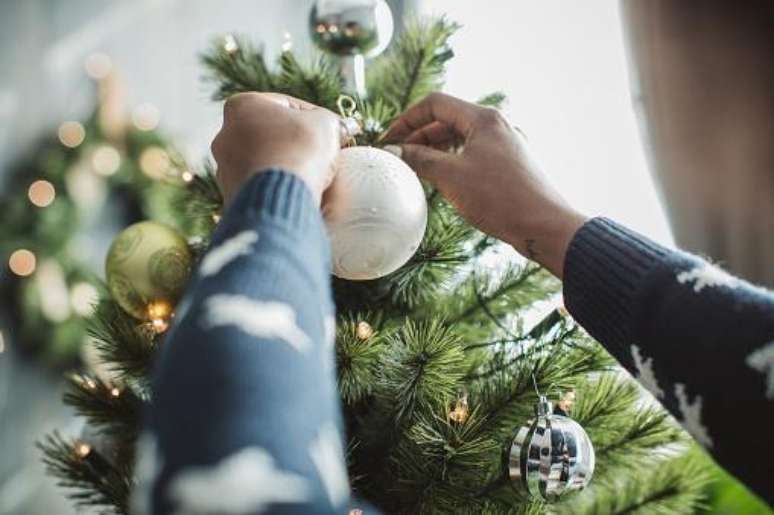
{"left": 211, "top": 92, "right": 341, "bottom": 206}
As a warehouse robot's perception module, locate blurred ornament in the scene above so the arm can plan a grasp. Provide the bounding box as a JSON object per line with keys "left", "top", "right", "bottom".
{"left": 506, "top": 395, "right": 595, "bottom": 502}
{"left": 356, "top": 321, "right": 373, "bottom": 340}
{"left": 70, "top": 281, "right": 99, "bottom": 317}
{"left": 105, "top": 221, "right": 192, "bottom": 320}
{"left": 58, "top": 121, "right": 85, "bottom": 148}
{"left": 139, "top": 146, "right": 171, "bottom": 180}
{"left": 36, "top": 260, "right": 72, "bottom": 323}
{"left": 309, "top": 0, "right": 394, "bottom": 96}
{"left": 324, "top": 146, "right": 426, "bottom": 280}
{"left": 8, "top": 249, "right": 36, "bottom": 277}
{"left": 28, "top": 180, "right": 56, "bottom": 207}
{"left": 132, "top": 103, "right": 161, "bottom": 131}
{"left": 448, "top": 392, "right": 470, "bottom": 424}
{"left": 91, "top": 145, "right": 122, "bottom": 176}
{"left": 84, "top": 52, "right": 113, "bottom": 80}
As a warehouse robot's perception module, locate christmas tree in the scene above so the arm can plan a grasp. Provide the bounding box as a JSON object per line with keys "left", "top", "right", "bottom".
{"left": 0, "top": 58, "right": 187, "bottom": 368}
{"left": 40, "top": 14, "right": 716, "bottom": 514}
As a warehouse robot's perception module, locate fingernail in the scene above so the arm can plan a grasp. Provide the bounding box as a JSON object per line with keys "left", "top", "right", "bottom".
{"left": 383, "top": 144, "right": 403, "bottom": 158}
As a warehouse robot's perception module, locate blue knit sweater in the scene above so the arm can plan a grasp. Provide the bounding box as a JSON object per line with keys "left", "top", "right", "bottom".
{"left": 135, "top": 170, "right": 773, "bottom": 514}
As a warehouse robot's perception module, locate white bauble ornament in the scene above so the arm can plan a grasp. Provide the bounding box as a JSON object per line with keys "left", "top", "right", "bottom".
{"left": 324, "top": 146, "right": 427, "bottom": 280}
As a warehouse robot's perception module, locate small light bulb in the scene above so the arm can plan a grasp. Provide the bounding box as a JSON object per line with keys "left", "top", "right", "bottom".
{"left": 58, "top": 121, "right": 85, "bottom": 148}
{"left": 282, "top": 31, "right": 293, "bottom": 52}
{"left": 181, "top": 171, "right": 194, "bottom": 183}
{"left": 448, "top": 394, "right": 470, "bottom": 424}
{"left": 28, "top": 180, "right": 56, "bottom": 207}
{"left": 8, "top": 249, "right": 36, "bottom": 277}
{"left": 223, "top": 34, "right": 239, "bottom": 53}
{"left": 356, "top": 321, "right": 373, "bottom": 340}
{"left": 110, "top": 387, "right": 121, "bottom": 398}
{"left": 85, "top": 377, "right": 97, "bottom": 390}
{"left": 212, "top": 213, "right": 222, "bottom": 223}
{"left": 74, "top": 441, "right": 92, "bottom": 458}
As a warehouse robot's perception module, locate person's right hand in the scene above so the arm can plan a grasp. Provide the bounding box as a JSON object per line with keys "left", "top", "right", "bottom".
{"left": 384, "top": 92, "right": 587, "bottom": 278}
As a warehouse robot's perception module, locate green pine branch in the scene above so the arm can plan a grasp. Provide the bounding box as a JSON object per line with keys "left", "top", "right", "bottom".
{"left": 368, "top": 17, "right": 460, "bottom": 114}
{"left": 38, "top": 431, "right": 131, "bottom": 514}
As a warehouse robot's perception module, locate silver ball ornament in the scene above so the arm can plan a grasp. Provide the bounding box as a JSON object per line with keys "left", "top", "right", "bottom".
{"left": 506, "top": 396, "right": 595, "bottom": 502}
{"left": 309, "top": 0, "right": 394, "bottom": 57}
{"left": 324, "top": 146, "right": 427, "bottom": 281}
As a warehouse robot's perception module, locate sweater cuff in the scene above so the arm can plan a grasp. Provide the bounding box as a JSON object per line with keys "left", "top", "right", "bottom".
{"left": 562, "top": 217, "right": 671, "bottom": 349}
{"left": 224, "top": 169, "right": 319, "bottom": 232}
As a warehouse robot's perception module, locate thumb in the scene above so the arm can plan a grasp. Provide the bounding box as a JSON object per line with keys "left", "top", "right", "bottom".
{"left": 384, "top": 143, "right": 451, "bottom": 185}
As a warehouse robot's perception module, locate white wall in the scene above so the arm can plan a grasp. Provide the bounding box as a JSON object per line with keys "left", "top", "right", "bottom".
{"left": 420, "top": 0, "right": 673, "bottom": 244}
{"left": 0, "top": 0, "right": 318, "bottom": 175}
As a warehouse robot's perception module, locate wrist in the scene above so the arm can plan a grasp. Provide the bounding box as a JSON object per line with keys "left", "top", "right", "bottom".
{"left": 509, "top": 206, "right": 587, "bottom": 279}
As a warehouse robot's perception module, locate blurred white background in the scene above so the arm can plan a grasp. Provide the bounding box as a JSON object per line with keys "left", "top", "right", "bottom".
{"left": 421, "top": 0, "right": 673, "bottom": 245}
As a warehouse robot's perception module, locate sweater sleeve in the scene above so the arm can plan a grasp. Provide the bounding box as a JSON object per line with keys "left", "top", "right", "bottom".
{"left": 131, "top": 170, "right": 358, "bottom": 515}
{"left": 563, "top": 217, "right": 774, "bottom": 504}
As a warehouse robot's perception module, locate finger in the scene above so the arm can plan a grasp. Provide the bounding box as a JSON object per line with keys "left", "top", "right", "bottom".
{"left": 405, "top": 121, "right": 456, "bottom": 146}
{"left": 385, "top": 92, "right": 480, "bottom": 142}
{"left": 392, "top": 143, "right": 453, "bottom": 185}
{"left": 260, "top": 92, "right": 320, "bottom": 111}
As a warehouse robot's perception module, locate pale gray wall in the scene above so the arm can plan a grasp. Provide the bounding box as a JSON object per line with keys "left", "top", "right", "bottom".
{"left": 0, "top": 0, "right": 316, "bottom": 176}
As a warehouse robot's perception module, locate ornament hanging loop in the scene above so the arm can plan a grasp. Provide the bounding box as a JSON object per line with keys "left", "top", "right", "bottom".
{"left": 337, "top": 94, "right": 363, "bottom": 145}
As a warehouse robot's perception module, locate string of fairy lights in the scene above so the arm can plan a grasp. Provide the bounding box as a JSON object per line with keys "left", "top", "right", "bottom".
{"left": 1, "top": 50, "right": 191, "bottom": 364}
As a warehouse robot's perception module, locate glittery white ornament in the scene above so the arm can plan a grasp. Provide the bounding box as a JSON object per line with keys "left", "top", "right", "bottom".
{"left": 324, "top": 146, "right": 427, "bottom": 280}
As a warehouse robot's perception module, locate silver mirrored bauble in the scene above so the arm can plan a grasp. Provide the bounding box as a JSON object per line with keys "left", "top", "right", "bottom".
{"left": 309, "top": 0, "right": 395, "bottom": 96}
{"left": 309, "top": 0, "right": 394, "bottom": 57}
{"left": 324, "top": 146, "right": 427, "bottom": 281}
{"left": 506, "top": 396, "right": 595, "bottom": 502}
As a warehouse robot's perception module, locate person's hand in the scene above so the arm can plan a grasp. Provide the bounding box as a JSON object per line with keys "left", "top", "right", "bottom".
{"left": 211, "top": 92, "right": 341, "bottom": 206}
{"left": 384, "top": 92, "right": 587, "bottom": 278}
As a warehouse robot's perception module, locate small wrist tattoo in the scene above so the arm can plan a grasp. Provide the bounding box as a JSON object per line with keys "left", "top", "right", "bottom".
{"left": 525, "top": 238, "right": 538, "bottom": 260}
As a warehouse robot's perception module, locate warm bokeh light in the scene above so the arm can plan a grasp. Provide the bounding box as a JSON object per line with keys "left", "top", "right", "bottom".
{"left": 181, "top": 171, "right": 194, "bottom": 183}
{"left": 37, "top": 260, "right": 72, "bottom": 322}
{"left": 92, "top": 145, "right": 121, "bottom": 176}
{"left": 28, "top": 179, "right": 56, "bottom": 207}
{"left": 139, "top": 146, "right": 170, "bottom": 179}
{"left": 84, "top": 52, "right": 113, "bottom": 79}
{"left": 8, "top": 249, "right": 36, "bottom": 276}
{"left": 58, "top": 121, "right": 86, "bottom": 148}
{"left": 109, "top": 387, "right": 121, "bottom": 398}
{"left": 70, "top": 282, "right": 99, "bottom": 316}
{"left": 131, "top": 103, "right": 160, "bottom": 131}
{"left": 148, "top": 300, "right": 173, "bottom": 333}
{"left": 74, "top": 441, "right": 92, "bottom": 459}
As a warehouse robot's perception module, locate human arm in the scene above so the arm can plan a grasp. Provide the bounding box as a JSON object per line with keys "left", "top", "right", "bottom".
{"left": 134, "top": 93, "right": 363, "bottom": 514}
{"left": 386, "top": 92, "right": 774, "bottom": 503}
